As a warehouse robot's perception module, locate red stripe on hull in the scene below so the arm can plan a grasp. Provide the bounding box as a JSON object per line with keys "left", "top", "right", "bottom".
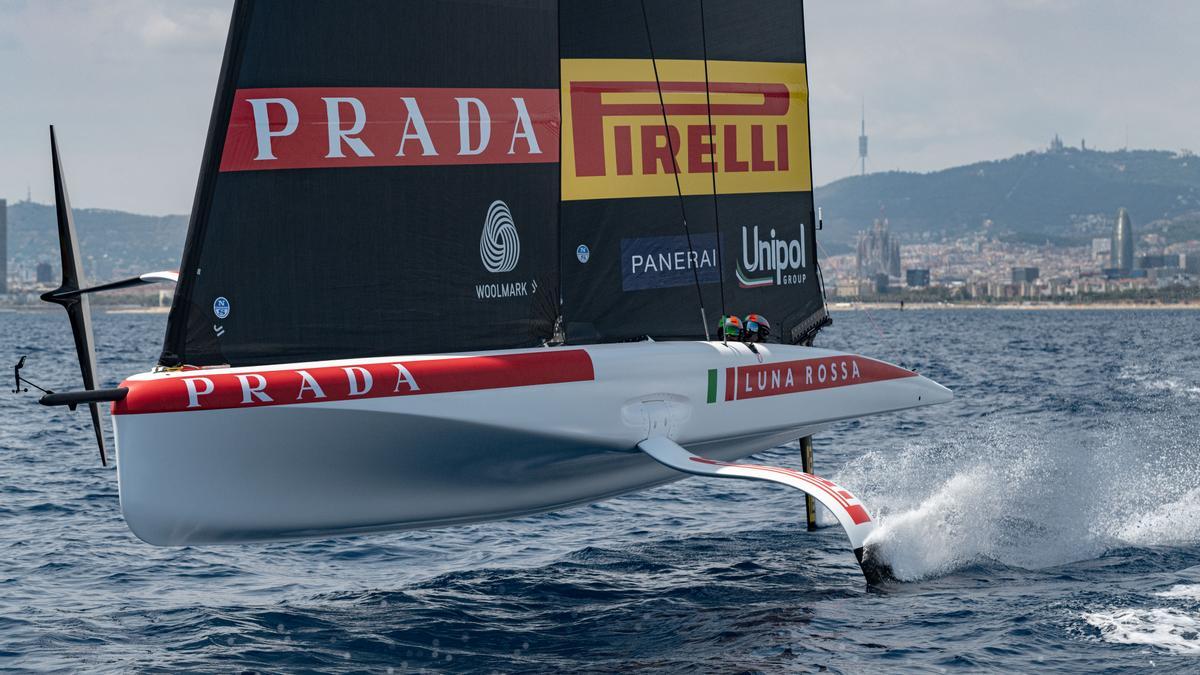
{"left": 724, "top": 355, "right": 914, "bottom": 402}
{"left": 114, "top": 350, "right": 594, "bottom": 415}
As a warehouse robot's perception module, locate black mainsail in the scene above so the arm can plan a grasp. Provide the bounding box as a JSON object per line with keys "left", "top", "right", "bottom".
{"left": 161, "top": 0, "right": 826, "bottom": 368}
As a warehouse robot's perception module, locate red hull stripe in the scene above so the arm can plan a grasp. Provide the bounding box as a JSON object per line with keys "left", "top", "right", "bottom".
{"left": 114, "top": 350, "right": 594, "bottom": 415}
{"left": 724, "top": 355, "right": 915, "bottom": 402}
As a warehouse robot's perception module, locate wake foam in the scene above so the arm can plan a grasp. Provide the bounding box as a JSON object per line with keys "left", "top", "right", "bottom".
{"left": 827, "top": 416, "right": 1200, "bottom": 581}
{"left": 1084, "top": 607, "right": 1200, "bottom": 654}
{"left": 1156, "top": 584, "right": 1200, "bottom": 600}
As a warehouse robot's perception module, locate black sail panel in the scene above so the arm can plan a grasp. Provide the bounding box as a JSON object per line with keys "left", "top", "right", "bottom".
{"left": 559, "top": 0, "right": 827, "bottom": 345}
{"left": 161, "top": 0, "right": 559, "bottom": 367}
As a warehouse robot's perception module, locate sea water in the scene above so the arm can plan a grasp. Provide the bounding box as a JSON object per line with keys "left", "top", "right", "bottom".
{"left": 1, "top": 308, "right": 1199, "bottom": 672}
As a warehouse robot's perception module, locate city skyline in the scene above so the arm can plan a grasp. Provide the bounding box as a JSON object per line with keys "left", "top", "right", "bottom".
{"left": 1, "top": 0, "right": 1198, "bottom": 214}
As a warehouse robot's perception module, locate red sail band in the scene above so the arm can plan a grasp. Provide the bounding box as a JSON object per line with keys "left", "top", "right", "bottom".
{"left": 219, "top": 87, "right": 561, "bottom": 172}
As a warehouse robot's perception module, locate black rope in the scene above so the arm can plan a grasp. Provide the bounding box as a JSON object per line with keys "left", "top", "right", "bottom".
{"left": 639, "top": 0, "right": 711, "bottom": 340}
{"left": 698, "top": 0, "right": 728, "bottom": 327}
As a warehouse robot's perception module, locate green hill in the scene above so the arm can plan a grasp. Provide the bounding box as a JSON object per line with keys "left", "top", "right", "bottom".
{"left": 6, "top": 145, "right": 1199, "bottom": 280}
{"left": 814, "top": 147, "right": 1200, "bottom": 247}
{"left": 5, "top": 201, "right": 187, "bottom": 282}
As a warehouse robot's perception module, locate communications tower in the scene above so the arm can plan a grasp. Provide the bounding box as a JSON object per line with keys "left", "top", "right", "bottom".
{"left": 858, "top": 99, "right": 868, "bottom": 177}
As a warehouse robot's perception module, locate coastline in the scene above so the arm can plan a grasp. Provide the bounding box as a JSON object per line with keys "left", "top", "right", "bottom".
{"left": 829, "top": 301, "right": 1200, "bottom": 311}
{"left": 0, "top": 305, "right": 171, "bottom": 314}
{"left": 103, "top": 306, "right": 171, "bottom": 314}
{"left": 4, "top": 302, "right": 1200, "bottom": 315}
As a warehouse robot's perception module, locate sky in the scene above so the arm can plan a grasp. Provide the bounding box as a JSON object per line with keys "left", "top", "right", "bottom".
{"left": 1, "top": 0, "right": 1197, "bottom": 215}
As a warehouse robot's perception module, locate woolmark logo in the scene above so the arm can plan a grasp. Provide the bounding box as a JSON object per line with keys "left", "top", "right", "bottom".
{"left": 737, "top": 225, "right": 807, "bottom": 288}
{"left": 480, "top": 200, "right": 520, "bottom": 273}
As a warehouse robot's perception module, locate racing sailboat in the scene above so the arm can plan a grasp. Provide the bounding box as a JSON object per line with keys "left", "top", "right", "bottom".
{"left": 30, "top": 0, "right": 950, "bottom": 582}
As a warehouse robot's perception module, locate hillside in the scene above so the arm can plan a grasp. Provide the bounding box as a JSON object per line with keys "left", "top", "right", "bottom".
{"left": 814, "top": 147, "right": 1200, "bottom": 247}
{"left": 5, "top": 201, "right": 187, "bottom": 281}
{"left": 5, "top": 145, "right": 1200, "bottom": 279}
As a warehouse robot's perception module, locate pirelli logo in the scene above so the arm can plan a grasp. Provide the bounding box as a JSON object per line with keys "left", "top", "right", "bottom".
{"left": 561, "top": 59, "right": 812, "bottom": 201}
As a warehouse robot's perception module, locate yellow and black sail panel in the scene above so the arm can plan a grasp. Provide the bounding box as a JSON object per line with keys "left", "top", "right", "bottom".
{"left": 561, "top": 58, "right": 812, "bottom": 201}
{"left": 559, "top": 0, "right": 826, "bottom": 346}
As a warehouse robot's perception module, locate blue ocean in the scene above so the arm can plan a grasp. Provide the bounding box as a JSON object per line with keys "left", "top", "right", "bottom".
{"left": 3, "top": 308, "right": 1199, "bottom": 672}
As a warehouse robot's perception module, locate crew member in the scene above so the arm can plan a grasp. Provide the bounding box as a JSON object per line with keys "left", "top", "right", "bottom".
{"left": 744, "top": 314, "right": 771, "bottom": 343}
{"left": 718, "top": 315, "right": 743, "bottom": 341}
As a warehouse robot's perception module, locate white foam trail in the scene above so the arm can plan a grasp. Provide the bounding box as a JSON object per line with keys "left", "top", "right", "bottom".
{"left": 1156, "top": 584, "right": 1200, "bottom": 600}
{"left": 1120, "top": 364, "right": 1200, "bottom": 400}
{"left": 828, "top": 418, "right": 1200, "bottom": 581}
{"left": 1148, "top": 379, "right": 1200, "bottom": 399}
{"left": 1084, "top": 608, "right": 1200, "bottom": 654}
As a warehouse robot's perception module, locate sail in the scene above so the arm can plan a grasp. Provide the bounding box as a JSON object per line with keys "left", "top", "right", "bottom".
{"left": 558, "top": 0, "right": 827, "bottom": 345}
{"left": 162, "top": 0, "right": 826, "bottom": 368}
{"left": 161, "top": 0, "right": 560, "bottom": 367}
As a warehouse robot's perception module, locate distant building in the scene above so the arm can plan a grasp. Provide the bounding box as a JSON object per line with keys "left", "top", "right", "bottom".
{"left": 1091, "top": 237, "right": 1111, "bottom": 260}
{"left": 871, "top": 273, "right": 889, "bottom": 295}
{"left": 855, "top": 217, "right": 901, "bottom": 280}
{"left": 1181, "top": 254, "right": 1200, "bottom": 274}
{"left": 1111, "top": 207, "right": 1134, "bottom": 274}
{"left": 1136, "top": 254, "right": 1169, "bottom": 270}
{"left": 906, "top": 268, "right": 931, "bottom": 287}
{"left": 1049, "top": 133, "right": 1064, "bottom": 153}
{"left": 0, "top": 198, "right": 7, "bottom": 295}
{"left": 1012, "top": 267, "right": 1040, "bottom": 284}
{"left": 36, "top": 262, "right": 54, "bottom": 284}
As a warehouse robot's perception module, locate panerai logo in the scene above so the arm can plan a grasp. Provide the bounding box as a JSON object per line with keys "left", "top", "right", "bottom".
{"left": 737, "top": 225, "right": 807, "bottom": 288}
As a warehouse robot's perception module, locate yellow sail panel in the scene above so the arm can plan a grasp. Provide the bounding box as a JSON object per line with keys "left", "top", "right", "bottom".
{"left": 561, "top": 59, "right": 811, "bottom": 201}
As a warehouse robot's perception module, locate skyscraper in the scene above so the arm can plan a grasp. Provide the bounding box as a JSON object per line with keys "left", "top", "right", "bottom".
{"left": 1111, "top": 207, "right": 1134, "bottom": 274}
{"left": 0, "top": 198, "right": 7, "bottom": 295}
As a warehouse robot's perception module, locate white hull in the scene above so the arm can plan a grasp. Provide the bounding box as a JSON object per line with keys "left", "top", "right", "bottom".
{"left": 113, "top": 341, "right": 950, "bottom": 545}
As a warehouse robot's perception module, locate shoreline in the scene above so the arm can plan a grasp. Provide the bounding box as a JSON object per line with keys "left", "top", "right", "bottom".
{"left": 4, "top": 302, "right": 1200, "bottom": 315}
{"left": 829, "top": 301, "right": 1200, "bottom": 311}
{"left": 0, "top": 306, "right": 171, "bottom": 314}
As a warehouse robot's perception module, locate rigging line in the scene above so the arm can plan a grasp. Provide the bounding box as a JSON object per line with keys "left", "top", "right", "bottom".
{"left": 698, "top": 0, "right": 728, "bottom": 325}
{"left": 639, "top": 0, "right": 711, "bottom": 341}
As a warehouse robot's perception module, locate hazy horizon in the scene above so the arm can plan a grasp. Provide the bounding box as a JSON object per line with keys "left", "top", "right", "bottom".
{"left": 2, "top": 0, "right": 1197, "bottom": 215}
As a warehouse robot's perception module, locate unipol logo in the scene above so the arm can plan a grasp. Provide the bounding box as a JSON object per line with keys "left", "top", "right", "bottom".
{"left": 479, "top": 200, "right": 520, "bottom": 273}
{"left": 737, "top": 225, "right": 807, "bottom": 288}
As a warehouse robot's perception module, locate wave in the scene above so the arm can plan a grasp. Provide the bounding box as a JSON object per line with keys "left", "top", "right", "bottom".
{"left": 828, "top": 416, "right": 1200, "bottom": 581}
